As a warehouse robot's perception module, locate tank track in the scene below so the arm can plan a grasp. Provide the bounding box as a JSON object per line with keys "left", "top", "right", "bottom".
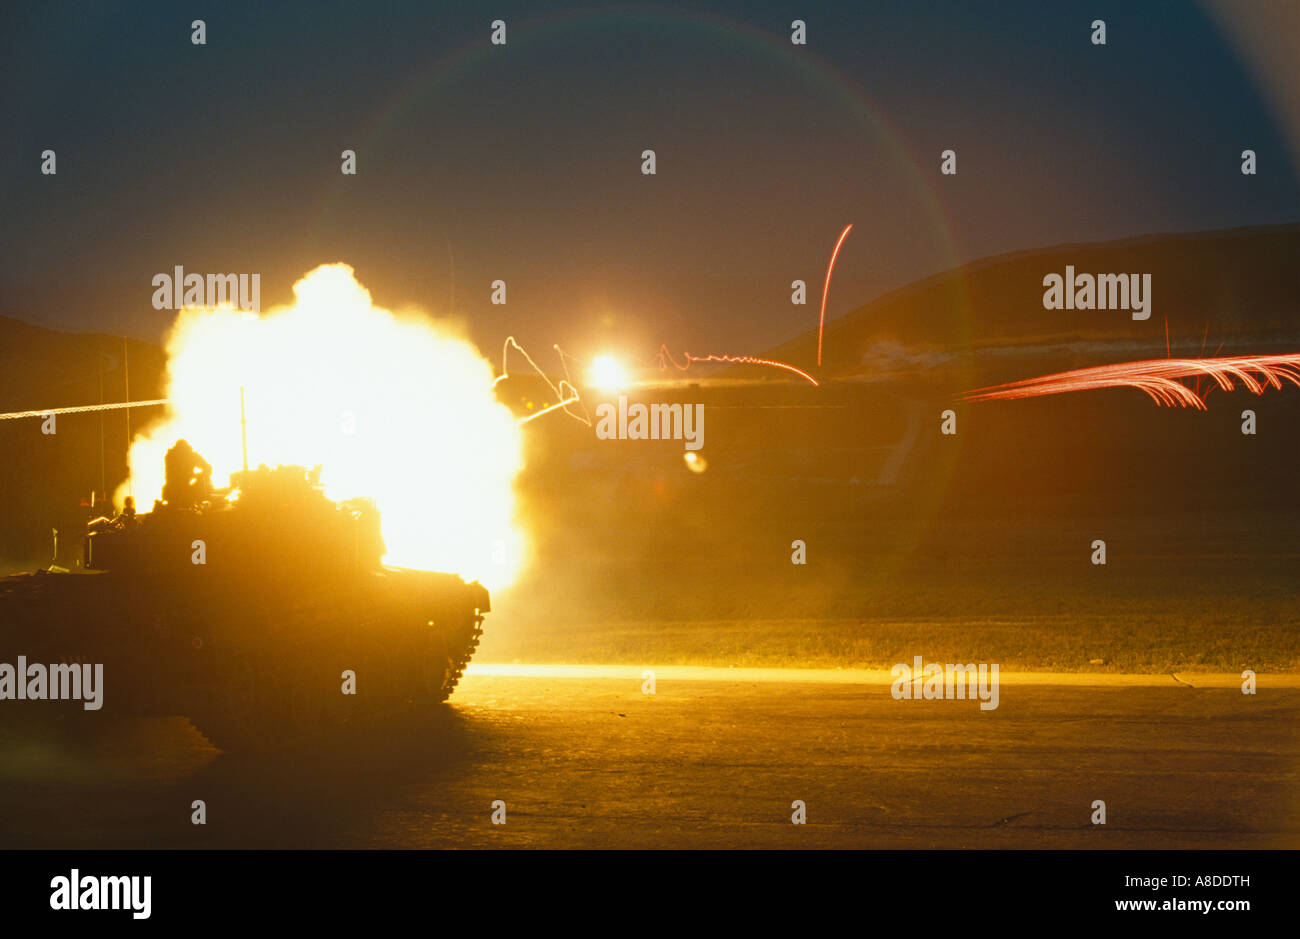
{"left": 440, "top": 614, "right": 484, "bottom": 699}
{"left": 187, "top": 595, "right": 485, "bottom": 751}
{"left": 0, "top": 570, "right": 489, "bottom": 753}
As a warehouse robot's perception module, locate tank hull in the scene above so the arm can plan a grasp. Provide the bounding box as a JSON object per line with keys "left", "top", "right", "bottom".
{"left": 0, "top": 566, "right": 488, "bottom": 751}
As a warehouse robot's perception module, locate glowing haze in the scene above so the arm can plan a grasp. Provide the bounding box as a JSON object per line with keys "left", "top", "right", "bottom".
{"left": 120, "top": 264, "right": 525, "bottom": 590}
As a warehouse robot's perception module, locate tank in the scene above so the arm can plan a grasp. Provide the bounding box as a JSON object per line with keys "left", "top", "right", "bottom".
{"left": 0, "top": 449, "right": 490, "bottom": 751}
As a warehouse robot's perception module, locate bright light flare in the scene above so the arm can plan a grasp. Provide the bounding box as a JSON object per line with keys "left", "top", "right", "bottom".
{"left": 961, "top": 353, "right": 1300, "bottom": 410}
{"left": 587, "top": 354, "right": 629, "bottom": 391}
{"left": 683, "top": 451, "right": 708, "bottom": 474}
{"left": 118, "top": 264, "right": 526, "bottom": 590}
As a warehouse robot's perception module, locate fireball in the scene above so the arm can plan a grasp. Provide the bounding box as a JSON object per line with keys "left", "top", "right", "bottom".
{"left": 119, "top": 264, "right": 526, "bottom": 590}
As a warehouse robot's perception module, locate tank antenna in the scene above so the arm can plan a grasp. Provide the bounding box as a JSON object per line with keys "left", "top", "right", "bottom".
{"left": 240, "top": 386, "right": 249, "bottom": 472}
{"left": 123, "top": 338, "right": 133, "bottom": 500}
{"left": 98, "top": 351, "right": 107, "bottom": 503}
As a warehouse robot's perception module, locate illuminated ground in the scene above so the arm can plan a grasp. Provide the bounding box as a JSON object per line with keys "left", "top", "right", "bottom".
{"left": 0, "top": 667, "right": 1295, "bottom": 849}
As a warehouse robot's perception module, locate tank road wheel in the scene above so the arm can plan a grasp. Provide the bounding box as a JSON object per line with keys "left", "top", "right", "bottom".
{"left": 191, "top": 650, "right": 354, "bottom": 752}
{"left": 358, "top": 644, "right": 391, "bottom": 716}
{"left": 48, "top": 653, "right": 120, "bottom": 741}
{"left": 437, "top": 640, "right": 459, "bottom": 700}
{"left": 349, "top": 639, "right": 403, "bottom": 720}
{"left": 6, "top": 653, "right": 118, "bottom": 743}
{"left": 281, "top": 665, "right": 332, "bottom": 741}
{"left": 186, "top": 650, "right": 265, "bottom": 752}
{"left": 422, "top": 628, "right": 454, "bottom": 705}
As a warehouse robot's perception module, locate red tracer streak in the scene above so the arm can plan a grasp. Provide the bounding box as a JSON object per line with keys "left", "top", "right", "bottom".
{"left": 655, "top": 346, "right": 819, "bottom": 386}
{"left": 961, "top": 353, "right": 1300, "bottom": 410}
{"left": 818, "top": 224, "right": 853, "bottom": 367}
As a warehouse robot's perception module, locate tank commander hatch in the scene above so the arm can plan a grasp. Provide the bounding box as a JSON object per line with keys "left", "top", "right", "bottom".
{"left": 162, "top": 439, "right": 213, "bottom": 509}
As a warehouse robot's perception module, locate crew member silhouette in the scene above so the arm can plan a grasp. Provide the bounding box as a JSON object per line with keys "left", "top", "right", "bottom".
{"left": 162, "top": 439, "right": 212, "bottom": 508}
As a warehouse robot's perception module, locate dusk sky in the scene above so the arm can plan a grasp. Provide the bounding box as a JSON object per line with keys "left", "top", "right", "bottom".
{"left": 3, "top": 0, "right": 1296, "bottom": 360}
